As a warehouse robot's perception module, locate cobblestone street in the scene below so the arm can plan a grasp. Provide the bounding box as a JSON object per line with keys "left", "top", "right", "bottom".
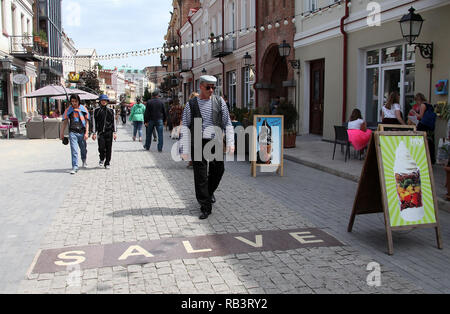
{"left": 0, "top": 124, "right": 435, "bottom": 294}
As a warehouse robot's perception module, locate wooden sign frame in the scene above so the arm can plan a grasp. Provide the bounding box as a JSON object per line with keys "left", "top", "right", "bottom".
{"left": 348, "top": 131, "right": 443, "bottom": 255}
{"left": 378, "top": 124, "right": 417, "bottom": 132}
{"left": 251, "top": 115, "right": 284, "bottom": 178}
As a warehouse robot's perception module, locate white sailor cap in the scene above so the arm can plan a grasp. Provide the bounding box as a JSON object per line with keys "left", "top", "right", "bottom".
{"left": 199, "top": 75, "right": 217, "bottom": 85}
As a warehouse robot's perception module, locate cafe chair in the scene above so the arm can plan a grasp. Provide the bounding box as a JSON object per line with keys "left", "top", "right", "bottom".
{"left": 0, "top": 120, "right": 13, "bottom": 139}
{"left": 333, "top": 125, "right": 351, "bottom": 162}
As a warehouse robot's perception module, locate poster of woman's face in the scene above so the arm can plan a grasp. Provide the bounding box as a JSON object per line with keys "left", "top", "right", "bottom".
{"left": 256, "top": 117, "right": 282, "bottom": 165}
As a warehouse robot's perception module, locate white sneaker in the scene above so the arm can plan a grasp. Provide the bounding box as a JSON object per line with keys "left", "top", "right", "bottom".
{"left": 105, "top": 165, "right": 111, "bottom": 170}
{"left": 82, "top": 161, "right": 88, "bottom": 169}
{"left": 70, "top": 168, "right": 78, "bottom": 175}
{"left": 99, "top": 160, "right": 104, "bottom": 167}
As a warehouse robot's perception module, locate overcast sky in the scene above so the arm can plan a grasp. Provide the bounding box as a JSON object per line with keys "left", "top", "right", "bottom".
{"left": 62, "top": 0, "right": 172, "bottom": 70}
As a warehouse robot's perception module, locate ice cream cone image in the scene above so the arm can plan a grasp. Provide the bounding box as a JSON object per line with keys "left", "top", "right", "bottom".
{"left": 394, "top": 142, "right": 425, "bottom": 222}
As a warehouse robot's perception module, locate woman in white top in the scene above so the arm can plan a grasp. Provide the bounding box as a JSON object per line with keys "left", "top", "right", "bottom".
{"left": 381, "top": 91, "right": 405, "bottom": 125}
{"left": 347, "top": 109, "right": 372, "bottom": 151}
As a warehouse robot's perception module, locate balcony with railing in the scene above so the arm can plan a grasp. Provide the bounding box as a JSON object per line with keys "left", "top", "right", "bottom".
{"left": 164, "top": 40, "right": 179, "bottom": 56}
{"left": 211, "top": 36, "right": 236, "bottom": 58}
{"left": 9, "top": 35, "right": 44, "bottom": 62}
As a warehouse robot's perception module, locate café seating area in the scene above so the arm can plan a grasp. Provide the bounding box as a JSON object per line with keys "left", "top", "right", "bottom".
{"left": 25, "top": 116, "right": 64, "bottom": 139}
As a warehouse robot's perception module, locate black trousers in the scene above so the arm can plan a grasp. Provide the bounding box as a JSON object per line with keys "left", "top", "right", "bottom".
{"left": 193, "top": 140, "right": 225, "bottom": 212}
{"left": 417, "top": 123, "right": 436, "bottom": 165}
{"left": 121, "top": 115, "right": 127, "bottom": 124}
{"left": 98, "top": 132, "right": 113, "bottom": 166}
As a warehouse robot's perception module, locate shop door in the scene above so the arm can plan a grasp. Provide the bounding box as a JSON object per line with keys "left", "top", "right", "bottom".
{"left": 0, "top": 79, "right": 7, "bottom": 117}
{"left": 381, "top": 66, "right": 403, "bottom": 120}
{"left": 310, "top": 59, "right": 324, "bottom": 135}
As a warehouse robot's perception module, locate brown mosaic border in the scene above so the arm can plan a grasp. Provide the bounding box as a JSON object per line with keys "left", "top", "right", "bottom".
{"left": 30, "top": 228, "right": 344, "bottom": 274}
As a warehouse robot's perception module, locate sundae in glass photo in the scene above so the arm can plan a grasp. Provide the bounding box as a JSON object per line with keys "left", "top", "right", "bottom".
{"left": 394, "top": 141, "right": 425, "bottom": 222}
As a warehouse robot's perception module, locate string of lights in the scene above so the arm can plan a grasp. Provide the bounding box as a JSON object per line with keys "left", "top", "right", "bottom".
{"left": 35, "top": 0, "right": 368, "bottom": 63}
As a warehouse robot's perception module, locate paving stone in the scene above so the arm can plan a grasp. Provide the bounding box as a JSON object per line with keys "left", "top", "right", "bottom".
{"left": 13, "top": 126, "right": 426, "bottom": 295}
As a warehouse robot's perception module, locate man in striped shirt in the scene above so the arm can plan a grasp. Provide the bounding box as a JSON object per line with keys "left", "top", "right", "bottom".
{"left": 180, "top": 76, "right": 235, "bottom": 220}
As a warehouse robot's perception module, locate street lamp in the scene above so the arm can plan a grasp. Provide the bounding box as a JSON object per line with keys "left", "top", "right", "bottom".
{"left": 399, "top": 7, "right": 433, "bottom": 61}
{"left": 399, "top": 7, "right": 433, "bottom": 100}
{"left": 243, "top": 52, "right": 252, "bottom": 67}
{"left": 1, "top": 56, "right": 12, "bottom": 73}
{"left": 40, "top": 72, "right": 47, "bottom": 82}
{"left": 278, "top": 40, "right": 291, "bottom": 58}
{"left": 278, "top": 40, "right": 300, "bottom": 70}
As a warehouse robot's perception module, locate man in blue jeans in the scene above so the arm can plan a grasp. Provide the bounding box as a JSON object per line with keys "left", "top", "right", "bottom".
{"left": 144, "top": 89, "right": 166, "bottom": 152}
{"left": 60, "top": 94, "right": 90, "bottom": 174}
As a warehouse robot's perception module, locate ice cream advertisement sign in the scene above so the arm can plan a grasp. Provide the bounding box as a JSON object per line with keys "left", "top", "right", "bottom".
{"left": 379, "top": 136, "right": 437, "bottom": 227}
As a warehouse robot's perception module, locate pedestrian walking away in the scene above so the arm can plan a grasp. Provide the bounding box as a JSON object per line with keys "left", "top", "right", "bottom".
{"left": 129, "top": 97, "right": 146, "bottom": 142}
{"left": 144, "top": 89, "right": 166, "bottom": 152}
{"left": 92, "top": 94, "right": 117, "bottom": 169}
{"left": 60, "top": 94, "right": 90, "bottom": 175}
{"left": 169, "top": 101, "right": 183, "bottom": 139}
{"left": 180, "top": 76, "right": 235, "bottom": 220}
{"left": 120, "top": 102, "right": 128, "bottom": 125}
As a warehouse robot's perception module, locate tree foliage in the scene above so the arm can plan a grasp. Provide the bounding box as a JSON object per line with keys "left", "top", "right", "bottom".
{"left": 143, "top": 87, "right": 151, "bottom": 102}
{"left": 79, "top": 70, "right": 101, "bottom": 95}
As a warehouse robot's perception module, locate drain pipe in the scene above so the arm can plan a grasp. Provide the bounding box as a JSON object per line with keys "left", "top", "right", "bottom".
{"left": 340, "top": 0, "right": 350, "bottom": 124}
{"left": 220, "top": 0, "right": 225, "bottom": 98}
{"left": 255, "top": 0, "right": 259, "bottom": 109}
{"left": 188, "top": 16, "right": 195, "bottom": 92}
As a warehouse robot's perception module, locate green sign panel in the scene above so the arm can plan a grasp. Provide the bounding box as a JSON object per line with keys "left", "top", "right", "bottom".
{"left": 379, "top": 136, "right": 437, "bottom": 227}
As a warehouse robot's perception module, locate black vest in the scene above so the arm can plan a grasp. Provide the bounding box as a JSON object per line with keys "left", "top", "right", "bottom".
{"left": 188, "top": 96, "right": 224, "bottom": 133}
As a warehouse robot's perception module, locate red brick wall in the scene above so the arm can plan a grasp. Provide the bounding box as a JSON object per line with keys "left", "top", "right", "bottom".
{"left": 180, "top": 0, "right": 201, "bottom": 26}
{"left": 256, "top": 0, "right": 296, "bottom": 108}
{"left": 99, "top": 71, "right": 113, "bottom": 85}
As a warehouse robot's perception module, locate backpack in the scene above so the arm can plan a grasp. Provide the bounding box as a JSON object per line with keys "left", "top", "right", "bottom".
{"left": 420, "top": 103, "right": 437, "bottom": 131}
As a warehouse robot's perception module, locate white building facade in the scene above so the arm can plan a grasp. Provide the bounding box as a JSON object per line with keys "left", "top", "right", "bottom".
{"left": 62, "top": 30, "right": 77, "bottom": 84}
{"left": 179, "top": 0, "right": 256, "bottom": 108}
{"left": 294, "top": 0, "right": 450, "bottom": 141}
{"left": 0, "top": 0, "right": 38, "bottom": 120}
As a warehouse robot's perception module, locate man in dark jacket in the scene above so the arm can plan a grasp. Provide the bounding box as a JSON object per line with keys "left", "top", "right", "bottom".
{"left": 144, "top": 89, "right": 166, "bottom": 152}
{"left": 92, "top": 94, "right": 117, "bottom": 169}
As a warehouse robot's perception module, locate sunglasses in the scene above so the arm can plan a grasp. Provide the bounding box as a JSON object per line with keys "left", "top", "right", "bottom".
{"left": 206, "top": 86, "right": 216, "bottom": 91}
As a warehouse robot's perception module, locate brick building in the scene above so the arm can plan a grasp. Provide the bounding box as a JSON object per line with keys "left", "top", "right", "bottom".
{"left": 256, "top": 0, "right": 297, "bottom": 112}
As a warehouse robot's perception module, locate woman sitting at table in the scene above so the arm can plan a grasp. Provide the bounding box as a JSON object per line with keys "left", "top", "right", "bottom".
{"left": 347, "top": 109, "right": 373, "bottom": 152}
{"left": 381, "top": 91, "right": 405, "bottom": 125}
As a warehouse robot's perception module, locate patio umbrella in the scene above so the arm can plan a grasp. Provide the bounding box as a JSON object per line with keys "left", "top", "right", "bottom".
{"left": 51, "top": 89, "right": 99, "bottom": 101}
{"left": 22, "top": 85, "right": 83, "bottom": 98}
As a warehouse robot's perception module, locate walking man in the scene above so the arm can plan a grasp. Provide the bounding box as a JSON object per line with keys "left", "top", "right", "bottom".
{"left": 120, "top": 102, "right": 128, "bottom": 125}
{"left": 144, "top": 89, "right": 166, "bottom": 152}
{"left": 60, "top": 94, "right": 90, "bottom": 175}
{"left": 180, "top": 76, "right": 235, "bottom": 220}
{"left": 92, "top": 94, "right": 117, "bottom": 169}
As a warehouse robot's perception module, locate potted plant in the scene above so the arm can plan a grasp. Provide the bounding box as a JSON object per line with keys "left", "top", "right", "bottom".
{"left": 33, "top": 31, "right": 41, "bottom": 43}
{"left": 39, "top": 30, "right": 47, "bottom": 47}
{"left": 276, "top": 101, "right": 298, "bottom": 148}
